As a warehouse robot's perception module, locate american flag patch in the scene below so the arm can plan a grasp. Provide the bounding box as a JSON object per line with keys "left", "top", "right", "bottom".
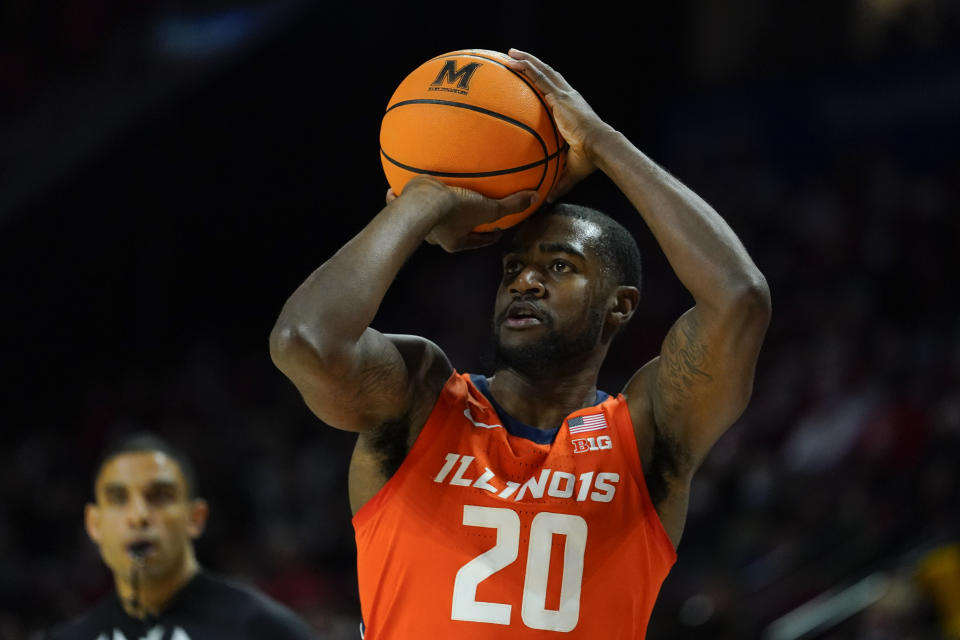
{"left": 567, "top": 413, "right": 608, "bottom": 434}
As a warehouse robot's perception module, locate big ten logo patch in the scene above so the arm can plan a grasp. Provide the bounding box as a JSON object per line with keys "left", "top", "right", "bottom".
{"left": 430, "top": 60, "right": 482, "bottom": 95}
{"left": 572, "top": 435, "right": 613, "bottom": 454}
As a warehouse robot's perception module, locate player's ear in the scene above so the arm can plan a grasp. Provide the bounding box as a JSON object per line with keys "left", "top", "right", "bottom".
{"left": 85, "top": 502, "right": 102, "bottom": 544}
{"left": 603, "top": 286, "right": 639, "bottom": 342}
{"left": 186, "top": 498, "right": 209, "bottom": 539}
{"left": 611, "top": 286, "right": 639, "bottom": 322}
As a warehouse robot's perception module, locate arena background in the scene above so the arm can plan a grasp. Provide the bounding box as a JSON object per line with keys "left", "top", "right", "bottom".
{"left": 2, "top": 1, "right": 959, "bottom": 638}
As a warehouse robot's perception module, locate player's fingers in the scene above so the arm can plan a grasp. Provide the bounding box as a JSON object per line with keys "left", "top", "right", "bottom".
{"left": 455, "top": 231, "right": 504, "bottom": 251}
{"left": 496, "top": 190, "right": 540, "bottom": 216}
{"left": 548, "top": 172, "right": 577, "bottom": 203}
{"left": 426, "top": 230, "right": 503, "bottom": 253}
{"left": 507, "top": 49, "right": 566, "bottom": 90}
{"left": 509, "top": 60, "right": 561, "bottom": 96}
{"left": 385, "top": 188, "right": 398, "bottom": 204}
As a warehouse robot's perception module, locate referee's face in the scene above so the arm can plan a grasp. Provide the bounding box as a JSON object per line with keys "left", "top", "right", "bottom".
{"left": 85, "top": 451, "right": 208, "bottom": 582}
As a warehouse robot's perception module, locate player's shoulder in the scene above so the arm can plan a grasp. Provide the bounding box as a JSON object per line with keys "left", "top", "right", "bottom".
{"left": 384, "top": 334, "right": 451, "bottom": 375}
{"left": 45, "top": 593, "right": 119, "bottom": 640}
{"left": 385, "top": 333, "right": 455, "bottom": 403}
{"left": 192, "top": 572, "right": 316, "bottom": 639}
{"left": 46, "top": 614, "right": 93, "bottom": 640}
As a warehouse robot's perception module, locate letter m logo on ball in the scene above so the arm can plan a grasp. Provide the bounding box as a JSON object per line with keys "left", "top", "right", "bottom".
{"left": 431, "top": 60, "right": 482, "bottom": 91}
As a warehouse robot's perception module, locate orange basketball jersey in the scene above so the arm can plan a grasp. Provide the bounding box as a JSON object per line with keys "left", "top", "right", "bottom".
{"left": 353, "top": 372, "right": 676, "bottom": 639}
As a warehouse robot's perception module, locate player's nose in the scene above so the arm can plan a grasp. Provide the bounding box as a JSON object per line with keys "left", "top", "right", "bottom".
{"left": 509, "top": 265, "right": 545, "bottom": 297}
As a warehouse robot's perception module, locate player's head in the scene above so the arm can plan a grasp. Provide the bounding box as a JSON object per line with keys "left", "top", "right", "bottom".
{"left": 492, "top": 203, "right": 641, "bottom": 377}
{"left": 85, "top": 432, "right": 208, "bottom": 584}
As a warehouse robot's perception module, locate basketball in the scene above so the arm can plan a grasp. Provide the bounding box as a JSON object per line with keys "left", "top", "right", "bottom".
{"left": 380, "top": 49, "right": 566, "bottom": 232}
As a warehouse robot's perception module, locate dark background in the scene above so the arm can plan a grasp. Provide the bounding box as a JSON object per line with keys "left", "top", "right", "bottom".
{"left": 2, "top": 1, "right": 959, "bottom": 638}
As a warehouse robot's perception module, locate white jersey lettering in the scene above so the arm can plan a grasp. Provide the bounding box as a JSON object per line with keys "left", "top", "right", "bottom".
{"left": 434, "top": 454, "right": 620, "bottom": 504}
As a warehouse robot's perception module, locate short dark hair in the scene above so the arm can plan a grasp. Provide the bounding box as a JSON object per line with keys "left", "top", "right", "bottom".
{"left": 534, "top": 202, "right": 642, "bottom": 292}
{"left": 93, "top": 432, "right": 199, "bottom": 499}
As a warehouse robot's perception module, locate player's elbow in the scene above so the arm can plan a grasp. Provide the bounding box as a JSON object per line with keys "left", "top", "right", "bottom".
{"left": 726, "top": 272, "right": 772, "bottom": 330}
{"left": 741, "top": 272, "right": 771, "bottom": 315}
{"left": 271, "top": 321, "right": 358, "bottom": 384}
{"left": 270, "top": 322, "right": 328, "bottom": 377}
{"left": 270, "top": 321, "right": 305, "bottom": 373}
{"left": 270, "top": 321, "right": 294, "bottom": 366}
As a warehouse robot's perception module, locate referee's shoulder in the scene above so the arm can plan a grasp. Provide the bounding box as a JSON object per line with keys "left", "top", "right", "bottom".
{"left": 199, "top": 572, "right": 317, "bottom": 639}
{"left": 45, "top": 593, "right": 116, "bottom": 640}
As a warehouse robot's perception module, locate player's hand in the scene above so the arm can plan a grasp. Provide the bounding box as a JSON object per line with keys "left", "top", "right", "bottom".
{"left": 505, "top": 48, "right": 616, "bottom": 202}
{"left": 399, "top": 178, "right": 538, "bottom": 253}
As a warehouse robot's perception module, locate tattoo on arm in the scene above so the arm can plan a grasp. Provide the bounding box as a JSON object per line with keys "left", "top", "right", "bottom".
{"left": 658, "top": 313, "right": 713, "bottom": 410}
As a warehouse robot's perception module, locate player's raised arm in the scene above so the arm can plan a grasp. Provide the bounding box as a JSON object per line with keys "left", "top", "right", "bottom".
{"left": 269, "top": 177, "right": 537, "bottom": 433}
{"left": 507, "top": 49, "right": 771, "bottom": 472}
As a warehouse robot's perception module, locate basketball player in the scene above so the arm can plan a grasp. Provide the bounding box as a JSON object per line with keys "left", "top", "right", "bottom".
{"left": 270, "top": 49, "right": 771, "bottom": 638}
{"left": 48, "top": 432, "right": 316, "bottom": 640}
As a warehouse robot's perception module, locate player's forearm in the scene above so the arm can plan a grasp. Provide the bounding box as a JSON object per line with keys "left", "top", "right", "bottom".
{"left": 589, "top": 129, "right": 768, "bottom": 311}
{"left": 270, "top": 184, "right": 453, "bottom": 362}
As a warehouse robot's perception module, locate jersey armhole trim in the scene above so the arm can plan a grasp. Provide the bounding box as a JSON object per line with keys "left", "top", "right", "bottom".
{"left": 611, "top": 395, "right": 678, "bottom": 562}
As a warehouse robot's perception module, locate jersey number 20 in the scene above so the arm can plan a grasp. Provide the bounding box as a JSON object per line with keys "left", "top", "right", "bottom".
{"left": 451, "top": 505, "right": 587, "bottom": 632}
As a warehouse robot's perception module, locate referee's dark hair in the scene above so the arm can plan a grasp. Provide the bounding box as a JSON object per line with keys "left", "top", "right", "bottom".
{"left": 93, "top": 432, "right": 199, "bottom": 499}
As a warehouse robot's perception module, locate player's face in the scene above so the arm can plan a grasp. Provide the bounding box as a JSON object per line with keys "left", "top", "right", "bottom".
{"left": 85, "top": 452, "right": 205, "bottom": 582}
{"left": 494, "top": 215, "right": 610, "bottom": 373}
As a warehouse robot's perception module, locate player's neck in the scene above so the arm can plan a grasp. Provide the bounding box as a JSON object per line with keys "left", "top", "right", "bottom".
{"left": 488, "top": 367, "right": 600, "bottom": 431}
{"left": 115, "top": 549, "right": 199, "bottom": 619}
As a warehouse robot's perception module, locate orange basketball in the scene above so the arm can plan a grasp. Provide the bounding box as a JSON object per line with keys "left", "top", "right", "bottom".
{"left": 380, "top": 49, "right": 566, "bottom": 232}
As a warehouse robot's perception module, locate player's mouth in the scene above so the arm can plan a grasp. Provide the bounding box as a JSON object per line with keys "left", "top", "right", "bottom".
{"left": 502, "top": 301, "right": 546, "bottom": 329}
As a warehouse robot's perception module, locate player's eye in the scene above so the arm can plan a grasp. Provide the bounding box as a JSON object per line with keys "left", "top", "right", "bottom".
{"left": 551, "top": 260, "right": 572, "bottom": 273}
{"left": 503, "top": 260, "right": 522, "bottom": 276}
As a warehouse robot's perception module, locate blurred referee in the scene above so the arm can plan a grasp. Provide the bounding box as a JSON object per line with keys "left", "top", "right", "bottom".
{"left": 47, "top": 432, "right": 316, "bottom": 640}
